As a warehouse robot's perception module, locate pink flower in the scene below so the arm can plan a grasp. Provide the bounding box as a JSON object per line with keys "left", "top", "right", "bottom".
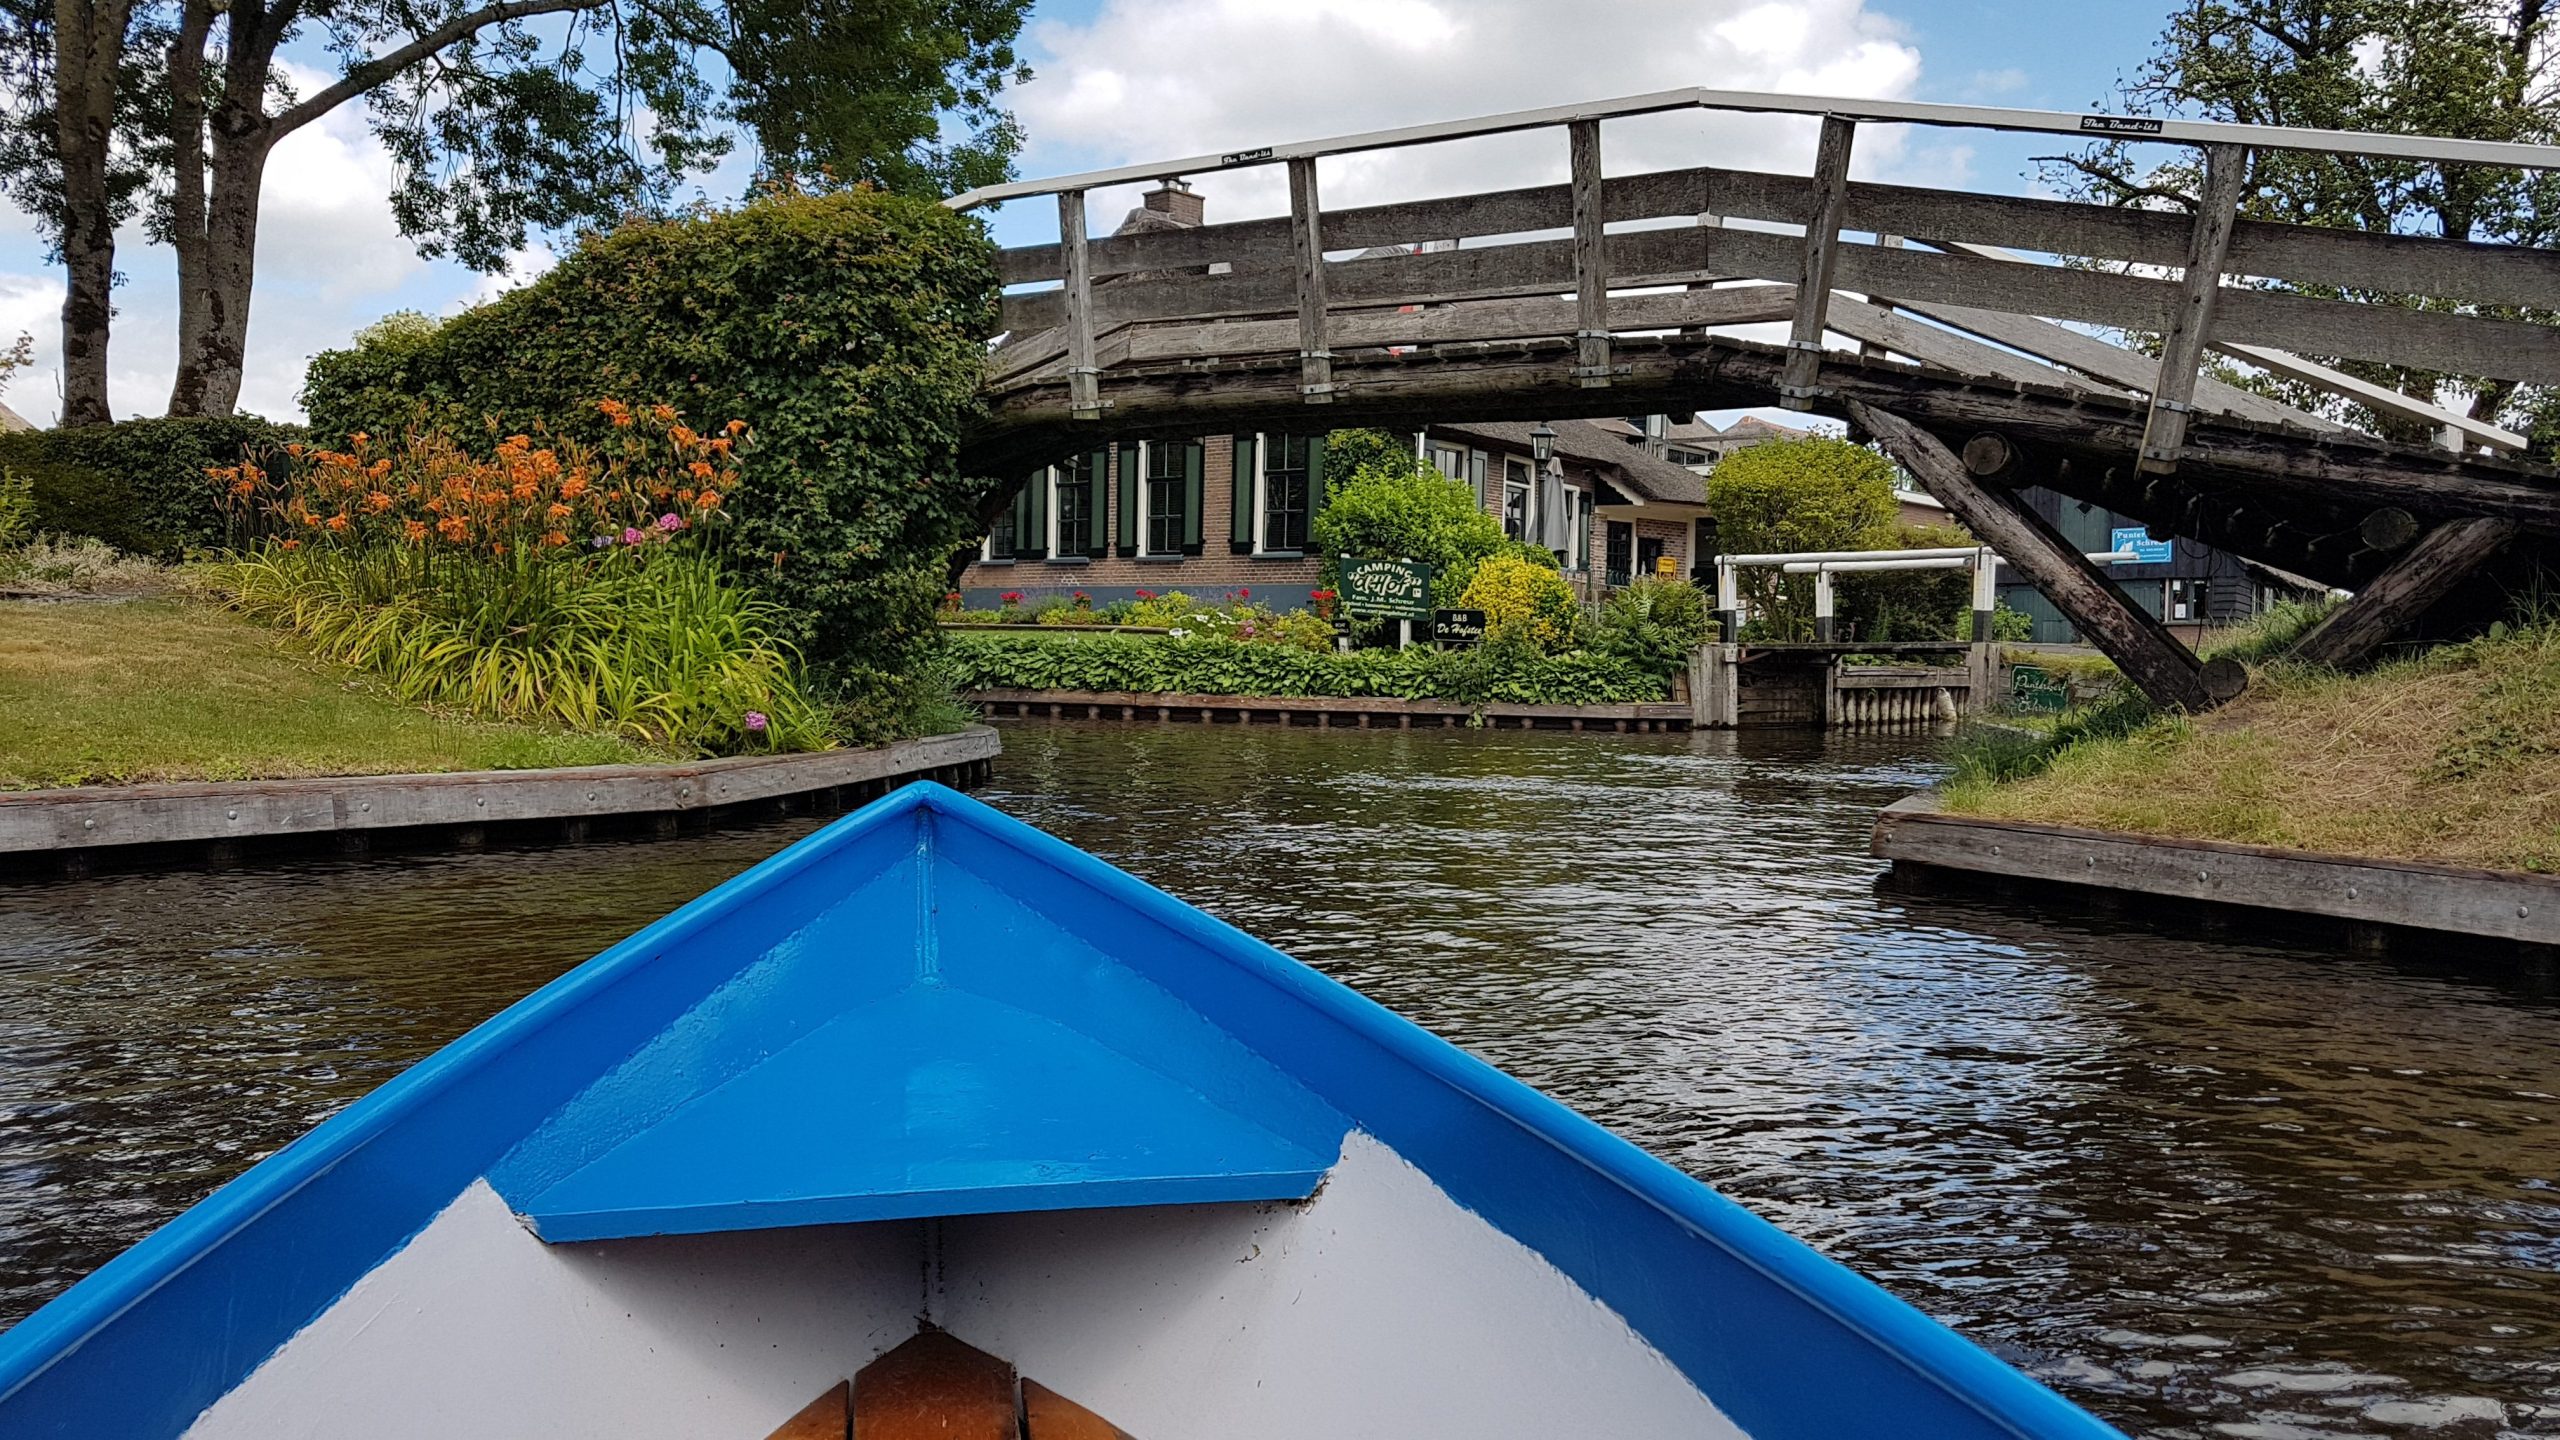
{"left": 622, "top": 527, "right": 645, "bottom": 545}
{"left": 744, "top": 711, "right": 769, "bottom": 733}
{"left": 657, "top": 513, "right": 684, "bottom": 531}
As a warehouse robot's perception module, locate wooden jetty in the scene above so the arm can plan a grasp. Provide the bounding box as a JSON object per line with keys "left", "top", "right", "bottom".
{"left": 1874, "top": 793, "right": 2558, "bottom": 954}
{"left": 0, "top": 726, "right": 1000, "bottom": 872}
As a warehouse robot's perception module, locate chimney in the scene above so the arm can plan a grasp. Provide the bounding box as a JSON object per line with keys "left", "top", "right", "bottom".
{"left": 1142, "top": 179, "right": 1204, "bottom": 227}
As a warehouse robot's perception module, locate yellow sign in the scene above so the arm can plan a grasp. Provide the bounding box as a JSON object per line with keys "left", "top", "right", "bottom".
{"left": 1654, "top": 553, "right": 1679, "bottom": 577}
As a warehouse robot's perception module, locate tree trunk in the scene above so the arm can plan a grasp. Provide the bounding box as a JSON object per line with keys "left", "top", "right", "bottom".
{"left": 167, "top": 146, "right": 266, "bottom": 417}
{"left": 51, "top": 0, "right": 133, "bottom": 427}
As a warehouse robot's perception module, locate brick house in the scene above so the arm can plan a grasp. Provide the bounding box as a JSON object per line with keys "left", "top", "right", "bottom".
{"left": 953, "top": 416, "right": 1712, "bottom": 611}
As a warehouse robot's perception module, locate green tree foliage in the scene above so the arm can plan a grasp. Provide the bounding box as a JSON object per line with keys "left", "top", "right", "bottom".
{"left": 1309, "top": 430, "right": 1512, "bottom": 608}
{"left": 0, "top": 415, "right": 306, "bottom": 554}
{"left": 1838, "top": 522, "right": 1976, "bottom": 643}
{"left": 0, "top": 0, "right": 1030, "bottom": 420}
{"left": 301, "top": 186, "right": 1000, "bottom": 730}
{"left": 1706, "top": 436, "right": 1901, "bottom": 637}
{"left": 2044, "top": 0, "right": 2560, "bottom": 448}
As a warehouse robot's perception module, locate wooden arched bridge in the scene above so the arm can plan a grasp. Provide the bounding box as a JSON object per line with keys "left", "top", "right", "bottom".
{"left": 946, "top": 88, "right": 2560, "bottom": 711}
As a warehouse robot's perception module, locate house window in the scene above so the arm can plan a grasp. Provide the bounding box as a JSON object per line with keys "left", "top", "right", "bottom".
{"left": 1427, "top": 441, "right": 1468, "bottom": 484}
{"left": 1145, "top": 443, "right": 1187, "bottom": 555}
{"left": 1050, "top": 463, "right": 1090, "bottom": 558}
{"left": 1604, "top": 521, "right": 1633, "bottom": 586}
{"left": 986, "top": 507, "right": 1016, "bottom": 561}
{"left": 1637, "top": 535, "right": 1666, "bottom": 580}
{"left": 1260, "top": 434, "right": 1312, "bottom": 553}
{"left": 1502, "top": 457, "right": 1532, "bottom": 541}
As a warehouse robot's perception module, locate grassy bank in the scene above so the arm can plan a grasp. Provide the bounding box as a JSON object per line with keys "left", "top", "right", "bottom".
{"left": 0, "top": 600, "right": 667, "bottom": 790}
{"left": 1947, "top": 621, "right": 2560, "bottom": 873}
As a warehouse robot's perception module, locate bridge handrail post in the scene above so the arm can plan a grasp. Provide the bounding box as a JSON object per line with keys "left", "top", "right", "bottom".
{"left": 1569, "top": 118, "right": 1614, "bottom": 387}
{"left": 1058, "top": 189, "right": 1102, "bottom": 419}
{"left": 1288, "top": 156, "right": 1334, "bottom": 405}
{"left": 2138, "top": 142, "right": 2248, "bottom": 474}
{"left": 1779, "top": 115, "right": 1856, "bottom": 411}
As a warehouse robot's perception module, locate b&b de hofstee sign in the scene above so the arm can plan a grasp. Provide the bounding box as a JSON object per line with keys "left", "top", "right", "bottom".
{"left": 1432, "top": 609, "right": 1487, "bottom": 645}
{"left": 1339, "top": 557, "right": 1434, "bottom": 621}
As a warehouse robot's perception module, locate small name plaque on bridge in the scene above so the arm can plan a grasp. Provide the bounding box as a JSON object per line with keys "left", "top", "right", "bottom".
{"left": 1340, "top": 557, "right": 1434, "bottom": 621}
{"left": 2079, "top": 114, "right": 2165, "bottom": 136}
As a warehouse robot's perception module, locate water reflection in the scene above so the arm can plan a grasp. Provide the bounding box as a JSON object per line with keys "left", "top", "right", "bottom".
{"left": 0, "top": 719, "right": 2554, "bottom": 1437}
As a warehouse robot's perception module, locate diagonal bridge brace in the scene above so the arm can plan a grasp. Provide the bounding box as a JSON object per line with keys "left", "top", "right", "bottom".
{"left": 1849, "top": 401, "right": 2246, "bottom": 713}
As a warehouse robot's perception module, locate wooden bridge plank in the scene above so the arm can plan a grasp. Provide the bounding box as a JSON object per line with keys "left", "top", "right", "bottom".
{"left": 998, "top": 163, "right": 2560, "bottom": 312}
{"left": 1847, "top": 400, "right": 2220, "bottom": 711}
{"left": 1820, "top": 297, "right": 2125, "bottom": 395}
{"left": 1570, "top": 118, "right": 1611, "bottom": 386}
{"left": 1288, "top": 156, "right": 1332, "bottom": 404}
{"left": 1780, "top": 117, "right": 1855, "bottom": 409}
{"left": 2289, "top": 517, "right": 2522, "bottom": 668}
{"left": 1121, "top": 284, "right": 1797, "bottom": 363}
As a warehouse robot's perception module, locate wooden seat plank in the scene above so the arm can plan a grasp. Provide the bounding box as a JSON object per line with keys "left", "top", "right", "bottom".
{"left": 764, "top": 1380, "right": 849, "bottom": 1440}
{"left": 852, "top": 1331, "right": 1019, "bottom": 1440}
{"left": 1022, "top": 1380, "right": 1134, "bottom": 1440}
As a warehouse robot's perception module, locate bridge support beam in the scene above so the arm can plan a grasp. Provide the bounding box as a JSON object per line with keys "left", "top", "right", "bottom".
{"left": 2138, "top": 143, "right": 2247, "bottom": 475}
{"left": 1851, "top": 401, "right": 2241, "bottom": 712}
{"left": 1058, "top": 189, "right": 1101, "bottom": 419}
{"left": 2288, "top": 517, "right": 2521, "bottom": 669}
{"left": 1779, "top": 116, "right": 1855, "bottom": 412}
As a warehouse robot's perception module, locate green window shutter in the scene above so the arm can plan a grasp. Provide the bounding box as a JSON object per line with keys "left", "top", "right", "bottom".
{"left": 1230, "top": 435, "right": 1257, "bottom": 554}
{"left": 1181, "top": 440, "right": 1205, "bottom": 556}
{"left": 1303, "top": 434, "right": 1328, "bottom": 554}
{"left": 1014, "top": 470, "right": 1046, "bottom": 560}
{"left": 1085, "top": 450, "right": 1111, "bottom": 558}
{"left": 1116, "top": 444, "right": 1139, "bottom": 557}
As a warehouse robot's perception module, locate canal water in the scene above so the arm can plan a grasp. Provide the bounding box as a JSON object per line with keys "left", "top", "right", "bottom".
{"left": 2, "top": 721, "right": 2555, "bottom": 1437}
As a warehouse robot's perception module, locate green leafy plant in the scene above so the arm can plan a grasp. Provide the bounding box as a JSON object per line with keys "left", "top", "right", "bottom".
{"left": 300, "top": 187, "right": 1001, "bottom": 730}
{"left": 1592, "top": 577, "right": 1709, "bottom": 680}
{"left": 0, "top": 467, "right": 31, "bottom": 547}
{"left": 1458, "top": 552, "right": 1582, "bottom": 652}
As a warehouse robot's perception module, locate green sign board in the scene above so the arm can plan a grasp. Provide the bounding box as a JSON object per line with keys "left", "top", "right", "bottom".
{"left": 1339, "top": 556, "right": 1434, "bottom": 621}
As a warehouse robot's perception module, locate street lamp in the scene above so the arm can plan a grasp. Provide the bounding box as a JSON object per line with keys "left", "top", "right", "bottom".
{"left": 1528, "top": 421, "right": 1557, "bottom": 466}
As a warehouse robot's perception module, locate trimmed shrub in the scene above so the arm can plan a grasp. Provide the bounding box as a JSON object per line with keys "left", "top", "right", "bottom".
{"left": 946, "top": 630, "right": 1665, "bottom": 706}
{"left": 1309, "top": 433, "right": 1508, "bottom": 608}
{"left": 1458, "top": 552, "right": 1581, "bottom": 651}
{"left": 300, "top": 187, "right": 1003, "bottom": 721}
{"left": 0, "top": 416, "right": 306, "bottom": 555}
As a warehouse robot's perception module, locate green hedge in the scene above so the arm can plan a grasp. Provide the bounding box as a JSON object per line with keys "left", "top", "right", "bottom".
{"left": 947, "top": 631, "right": 1667, "bottom": 706}
{"left": 301, "top": 188, "right": 1002, "bottom": 717}
{"left": 0, "top": 416, "right": 305, "bottom": 555}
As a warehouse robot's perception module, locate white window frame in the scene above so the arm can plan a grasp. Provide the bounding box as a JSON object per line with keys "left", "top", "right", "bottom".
{"left": 1041, "top": 463, "right": 1068, "bottom": 558}
{"left": 1502, "top": 456, "right": 1533, "bottom": 543}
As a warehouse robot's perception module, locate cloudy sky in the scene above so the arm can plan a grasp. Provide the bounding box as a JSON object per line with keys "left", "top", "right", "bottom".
{"left": 0, "top": 0, "right": 2172, "bottom": 425}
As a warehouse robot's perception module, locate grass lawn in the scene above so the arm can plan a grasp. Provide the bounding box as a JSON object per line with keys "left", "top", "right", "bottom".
{"left": 0, "top": 599, "right": 672, "bottom": 790}
{"left": 1948, "top": 621, "right": 2560, "bottom": 873}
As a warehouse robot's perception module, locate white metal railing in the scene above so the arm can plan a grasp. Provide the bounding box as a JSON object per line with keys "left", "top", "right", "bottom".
{"left": 947, "top": 84, "right": 2560, "bottom": 211}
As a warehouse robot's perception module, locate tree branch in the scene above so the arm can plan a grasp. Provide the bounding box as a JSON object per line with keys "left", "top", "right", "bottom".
{"left": 268, "top": 0, "right": 613, "bottom": 139}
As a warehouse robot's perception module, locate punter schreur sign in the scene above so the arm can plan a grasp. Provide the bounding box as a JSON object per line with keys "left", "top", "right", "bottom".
{"left": 1339, "top": 557, "right": 1434, "bottom": 621}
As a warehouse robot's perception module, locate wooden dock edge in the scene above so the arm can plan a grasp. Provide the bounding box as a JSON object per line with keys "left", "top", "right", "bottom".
{"left": 1873, "top": 792, "right": 2558, "bottom": 948}
{"left": 0, "top": 726, "right": 1002, "bottom": 861}
{"left": 971, "top": 688, "right": 1695, "bottom": 732}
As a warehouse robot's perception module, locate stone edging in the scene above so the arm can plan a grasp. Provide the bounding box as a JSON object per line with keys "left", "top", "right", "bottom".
{"left": 0, "top": 726, "right": 1002, "bottom": 858}
{"left": 1873, "top": 792, "right": 2557, "bottom": 947}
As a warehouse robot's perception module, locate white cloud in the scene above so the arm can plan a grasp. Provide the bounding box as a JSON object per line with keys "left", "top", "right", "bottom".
{"left": 1006, "top": 0, "right": 1943, "bottom": 229}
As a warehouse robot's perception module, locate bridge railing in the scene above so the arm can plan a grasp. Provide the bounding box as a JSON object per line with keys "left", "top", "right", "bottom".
{"left": 958, "top": 86, "right": 2560, "bottom": 473}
